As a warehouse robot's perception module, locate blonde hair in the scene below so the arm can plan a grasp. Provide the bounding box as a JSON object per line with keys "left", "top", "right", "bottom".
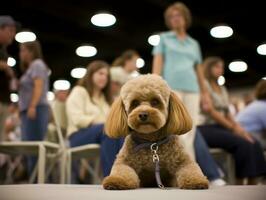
{"left": 164, "top": 2, "right": 192, "bottom": 30}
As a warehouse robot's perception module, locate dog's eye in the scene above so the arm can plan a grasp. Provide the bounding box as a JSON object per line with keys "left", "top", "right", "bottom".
{"left": 150, "top": 98, "right": 160, "bottom": 107}
{"left": 131, "top": 100, "right": 140, "bottom": 108}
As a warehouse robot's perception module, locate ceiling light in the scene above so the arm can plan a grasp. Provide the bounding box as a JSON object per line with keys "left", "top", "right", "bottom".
{"left": 136, "top": 58, "right": 145, "bottom": 68}
{"left": 257, "top": 44, "right": 266, "bottom": 55}
{"left": 71, "top": 67, "right": 87, "bottom": 78}
{"left": 91, "top": 13, "right": 116, "bottom": 27}
{"left": 148, "top": 34, "right": 160, "bottom": 46}
{"left": 228, "top": 60, "right": 248, "bottom": 72}
{"left": 76, "top": 45, "right": 97, "bottom": 57}
{"left": 15, "top": 31, "right": 36, "bottom": 43}
{"left": 210, "top": 25, "right": 233, "bottom": 38}
{"left": 217, "top": 76, "right": 225, "bottom": 86}
{"left": 53, "top": 80, "right": 71, "bottom": 90}
{"left": 7, "top": 57, "right": 16, "bottom": 67}
{"left": 10, "top": 93, "right": 19, "bottom": 103}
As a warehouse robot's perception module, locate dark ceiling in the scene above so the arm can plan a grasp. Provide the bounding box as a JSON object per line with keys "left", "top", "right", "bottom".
{"left": 2, "top": 0, "right": 266, "bottom": 89}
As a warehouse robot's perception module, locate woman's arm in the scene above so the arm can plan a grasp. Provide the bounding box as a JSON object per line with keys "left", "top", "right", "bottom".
{"left": 196, "top": 64, "right": 207, "bottom": 94}
{"left": 207, "top": 104, "right": 235, "bottom": 130}
{"left": 196, "top": 64, "right": 211, "bottom": 112}
{"left": 227, "top": 113, "right": 254, "bottom": 143}
{"left": 27, "top": 78, "right": 43, "bottom": 119}
{"left": 205, "top": 104, "right": 254, "bottom": 143}
{"left": 152, "top": 54, "right": 163, "bottom": 75}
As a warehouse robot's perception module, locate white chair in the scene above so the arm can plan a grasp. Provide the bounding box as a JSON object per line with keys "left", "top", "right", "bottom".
{"left": 0, "top": 141, "right": 61, "bottom": 183}
{"left": 0, "top": 106, "right": 65, "bottom": 184}
{"left": 49, "top": 105, "right": 102, "bottom": 184}
{"left": 66, "top": 144, "right": 101, "bottom": 184}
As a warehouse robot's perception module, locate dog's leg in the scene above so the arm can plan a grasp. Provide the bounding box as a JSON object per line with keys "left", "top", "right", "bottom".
{"left": 103, "top": 163, "right": 140, "bottom": 190}
{"left": 174, "top": 160, "right": 209, "bottom": 189}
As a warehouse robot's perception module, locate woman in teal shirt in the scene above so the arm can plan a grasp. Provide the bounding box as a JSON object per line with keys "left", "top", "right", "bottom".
{"left": 152, "top": 2, "right": 209, "bottom": 160}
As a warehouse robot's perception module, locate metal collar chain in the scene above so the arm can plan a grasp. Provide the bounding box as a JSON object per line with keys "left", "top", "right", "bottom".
{"left": 150, "top": 143, "right": 165, "bottom": 189}
{"left": 132, "top": 135, "right": 174, "bottom": 189}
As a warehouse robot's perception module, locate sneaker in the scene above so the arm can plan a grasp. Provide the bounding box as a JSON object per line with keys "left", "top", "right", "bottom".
{"left": 210, "top": 178, "right": 227, "bottom": 186}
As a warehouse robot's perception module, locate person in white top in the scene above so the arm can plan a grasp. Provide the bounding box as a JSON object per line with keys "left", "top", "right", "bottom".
{"left": 66, "top": 60, "right": 124, "bottom": 178}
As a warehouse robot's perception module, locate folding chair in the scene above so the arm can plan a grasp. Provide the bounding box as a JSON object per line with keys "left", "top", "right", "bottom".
{"left": 49, "top": 105, "right": 102, "bottom": 184}
{"left": 0, "top": 141, "right": 61, "bottom": 183}
{"left": 0, "top": 106, "right": 65, "bottom": 184}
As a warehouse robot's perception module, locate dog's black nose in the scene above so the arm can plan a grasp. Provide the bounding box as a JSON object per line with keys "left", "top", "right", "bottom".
{"left": 139, "top": 112, "right": 148, "bottom": 122}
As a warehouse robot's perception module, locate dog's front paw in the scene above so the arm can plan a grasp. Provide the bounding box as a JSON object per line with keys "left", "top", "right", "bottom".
{"left": 178, "top": 176, "right": 209, "bottom": 190}
{"left": 103, "top": 176, "right": 138, "bottom": 190}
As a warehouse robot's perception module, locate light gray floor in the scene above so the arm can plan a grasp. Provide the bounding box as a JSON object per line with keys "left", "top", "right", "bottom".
{"left": 0, "top": 185, "right": 265, "bottom": 200}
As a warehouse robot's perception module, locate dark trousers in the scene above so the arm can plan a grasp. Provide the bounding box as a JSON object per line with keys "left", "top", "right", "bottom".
{"left": 69, "top": 124, "right": 124, "bottom": 178}
{"left": 198, "top": 124, "right": 266, "bottom": 178}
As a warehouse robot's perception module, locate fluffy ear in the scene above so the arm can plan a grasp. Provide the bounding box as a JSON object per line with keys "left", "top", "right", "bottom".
{"left": 104, "top": 97, "right": 129, "bottom": 138}
{"left": 165, "top": 91, "right": 193, "bottom": 135}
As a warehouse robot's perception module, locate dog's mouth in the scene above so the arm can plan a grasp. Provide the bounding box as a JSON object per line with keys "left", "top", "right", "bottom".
{"left": 135, "top": 122, "right": 158, "bottom": 134}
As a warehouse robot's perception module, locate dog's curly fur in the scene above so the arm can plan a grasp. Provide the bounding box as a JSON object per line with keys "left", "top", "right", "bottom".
{"left": 103, "top": 74, "right": 209, "bottom": 190}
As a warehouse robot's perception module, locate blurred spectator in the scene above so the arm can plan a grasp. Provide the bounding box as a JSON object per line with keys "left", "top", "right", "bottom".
{"left": 19, "top": 40, "right": 50, "bottom": 175}
{"left": 198, "top": 56, "right": 266, "bottom": 185}
{"left": 152, "top": 2, "right": 209, "bottom": 160}
{"left": 150, "top": 2, "right": 225, "bottom": 185}
{"left": 110, "top": 49, "right": 140, "bottom": 98}
{"left": 4, "top": 103, "right": 21, "bottom": 142}
{"left": 112, "top": 49, "right": 140, "bottom": 78}
{"left": 0, "top": 16, "right": 17, "bottom": 142}
{"left": 3, "top": 103, "right": 26, "bottom": 184}
{"left": 236, "top": 79, "right": 266, "bottom": 149}
{"left": 243, "top": 93, "right": 254, "bottom": 106}
{"left": 66, "top": 60, "right": 123, "bottom": 179}
{"left": 110, "top": 67, "right": 129, "bottom": 98}
{"left": 47, "top": 89, "right": 69, "bottom": 143}
{"left": 228, "top": 97, "right": 242, "bottom": 116}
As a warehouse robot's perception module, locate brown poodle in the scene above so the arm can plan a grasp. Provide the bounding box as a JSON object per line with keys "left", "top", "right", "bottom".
{"left": 103, "top": 74, "right": 209, "bottom": 190}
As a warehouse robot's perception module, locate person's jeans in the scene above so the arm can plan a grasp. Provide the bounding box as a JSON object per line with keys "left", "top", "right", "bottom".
{"left": 69, "top": 124, "right": 124, "bottom": 179}
{"left": 194, "top": 129, "right": 221, "bottom": 181}
{"left": 21, "top": 105, "right": 49, "bottom": 177}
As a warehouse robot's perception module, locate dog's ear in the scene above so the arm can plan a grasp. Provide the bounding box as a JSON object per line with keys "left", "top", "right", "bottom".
{"left": 165, "top": 91, "right": 192, "bottom": 135}
{"left": 104, "top": 97, "right": 129, "bottom": 138}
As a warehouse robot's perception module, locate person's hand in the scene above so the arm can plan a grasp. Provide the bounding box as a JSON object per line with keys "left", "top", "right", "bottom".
{"left": 201, "top": 91, "right": 211, "bottom": 112}
{"left": 232, "top": 124, "right": 254, "bottom": 143}
{"left": 27, "top": 106, "right": 36, "bottom": 120}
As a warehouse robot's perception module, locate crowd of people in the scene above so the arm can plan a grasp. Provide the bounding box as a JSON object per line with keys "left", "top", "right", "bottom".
{"left": 0, "top": 2, "right": 266, "bottom": 185}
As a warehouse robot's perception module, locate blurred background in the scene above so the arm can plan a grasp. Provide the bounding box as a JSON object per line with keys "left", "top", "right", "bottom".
{"left": 1, "top": 0, "right": 266, "bottom": 186}
{"left": 1, "top": 0, "right": 266, "bottom": 91}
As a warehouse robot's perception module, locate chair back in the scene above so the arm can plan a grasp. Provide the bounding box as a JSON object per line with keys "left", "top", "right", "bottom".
{"left": 48, "top": 105, "right": 67, "bottom": 150}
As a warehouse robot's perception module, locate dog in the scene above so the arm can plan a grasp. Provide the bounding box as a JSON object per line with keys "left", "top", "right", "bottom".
{"left": 103, "top": 74, "right": 209, "bottom": 190}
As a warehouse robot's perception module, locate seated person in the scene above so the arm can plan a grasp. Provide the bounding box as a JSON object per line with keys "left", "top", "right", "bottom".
{"left": 198, "top": 57, "right": 266, "bottom": 185}
{"left": 236, "top": 79, "right": 266, "bottom": 149}
{"left": 66, "top": 60, "right": 124, "bottom": 179}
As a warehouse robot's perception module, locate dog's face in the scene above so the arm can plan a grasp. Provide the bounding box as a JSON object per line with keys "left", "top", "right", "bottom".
{"left": 121, "top": 77, "right": 170, "bottom": 134}
{"left": 104, "top": 74, "right": 192, "bottom": 138}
